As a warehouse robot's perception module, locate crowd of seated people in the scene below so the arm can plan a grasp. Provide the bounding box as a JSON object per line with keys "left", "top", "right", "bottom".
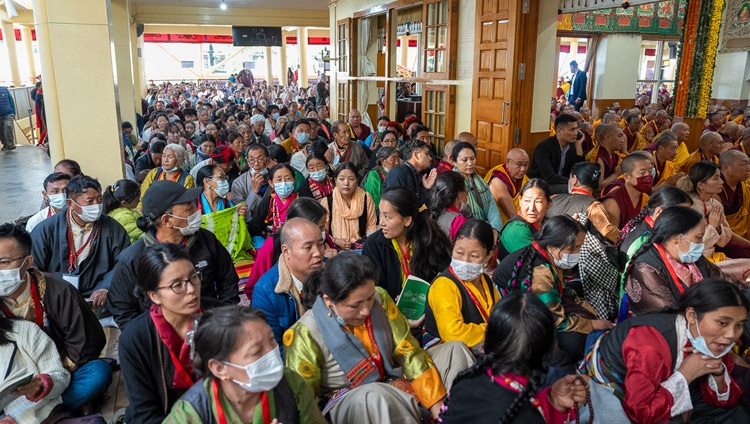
{"left": 6, "top": 77, "right": 750, "bottom": 424}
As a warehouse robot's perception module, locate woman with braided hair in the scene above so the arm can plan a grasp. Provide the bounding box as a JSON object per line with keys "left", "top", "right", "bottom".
{"left": 439, "top": 291, "right": 590, "bottom": 424}
{"left": 624, "top": 206, "right": 729, "bottom": 316}
{"left": 582, "top": 279, "right": 750, "bottom": 423}
{"left": 616, "top": 185, "right": 693, "bottom": 257}
{"left": 429, "top": 171, "right": 470, "bottom": 241}
{"left": 493, "top": 216, "right": 613, "bottom": 372}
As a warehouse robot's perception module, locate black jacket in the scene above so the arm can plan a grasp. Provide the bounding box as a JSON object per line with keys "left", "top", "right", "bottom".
{"left": 107, "top": 228, "right": 239, "bottom": 330}
{"left": 362, "top": 229, "right": 404, "bottom": 300}
{"left": 119, "top": 312, "right": 186, "bottom": 424}
{"left": 31, "top": 211, "right": 131, "bottom": 296}
{"left": 135, "top": 153, "right": 156, "bottom": 175}
{"left": 528, "top": 135, "right": 585, "bottom": 185}
{"left": 16, "top": 269, "right": 106, "bottom": 368}
{"left": 383, "top": 161, "right": 429, "bottom": 205}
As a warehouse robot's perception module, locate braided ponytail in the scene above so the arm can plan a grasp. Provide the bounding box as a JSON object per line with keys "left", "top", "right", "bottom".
{"left": 498, "top": 368, "right": 547, "bottom": 424}
{"left": 506, "top": 247, "right": 537, "bottom": 295}
{"left": 614, "top": 207, "right": 648, "bottom": 249}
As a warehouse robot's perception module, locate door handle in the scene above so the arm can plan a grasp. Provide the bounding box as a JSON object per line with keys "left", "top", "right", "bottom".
{"left": 501, "top": 100, "right": 509, "bottom": 126}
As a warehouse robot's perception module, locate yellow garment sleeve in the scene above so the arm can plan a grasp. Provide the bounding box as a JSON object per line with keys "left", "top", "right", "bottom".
{"left": 378, "top": 287, "right": 447, "bottom": 408}
{"left": 138, "top": 168, "right": 158, "bottom": 209}
{"left": 283, "top": 323, "right": 325, "bottom": 399}
{"left": 427, "top": 276, "right": 490, "bottom": 348}
{"left": 673, "top": 142, "right": 690, "bottom": 169}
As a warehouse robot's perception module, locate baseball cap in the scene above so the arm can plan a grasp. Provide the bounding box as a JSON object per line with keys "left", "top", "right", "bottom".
{"left": 142, "top": 180, "right": 201, "bottom": 219}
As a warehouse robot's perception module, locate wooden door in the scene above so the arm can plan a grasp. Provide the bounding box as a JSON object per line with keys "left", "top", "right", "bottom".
{"left": 336, "top": 18, "right": 354, "bottom": 121}
{"left": 471, "top": 0, "right": 518, "bottom": 176}
{"left": 421, "top": 0, "right": 458, "bottom": 154}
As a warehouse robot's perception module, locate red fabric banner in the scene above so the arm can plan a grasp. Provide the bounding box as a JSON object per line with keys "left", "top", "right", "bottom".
{"left": 143, "top": 33, "right": 330, "bottom": 45}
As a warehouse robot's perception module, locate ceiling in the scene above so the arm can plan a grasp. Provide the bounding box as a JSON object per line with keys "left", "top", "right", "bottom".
{"left": 130, "top": 0, "right": 328, "bottom": 10}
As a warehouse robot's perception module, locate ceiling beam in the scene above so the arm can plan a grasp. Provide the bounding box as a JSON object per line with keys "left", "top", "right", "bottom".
{"left": 133, "top": 5, "right": 329, "bottom": 27}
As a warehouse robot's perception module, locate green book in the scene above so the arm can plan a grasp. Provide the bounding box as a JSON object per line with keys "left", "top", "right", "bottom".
{"left": 396, "top": 275, "right": 430, "bottom": 320}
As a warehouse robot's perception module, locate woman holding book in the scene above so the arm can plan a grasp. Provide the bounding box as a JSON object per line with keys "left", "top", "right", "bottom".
{"left": 424, "top": 219, "right": 499, "bottom": 352}
{"left": 284, "top": 253, "right": 474, "bottom": 424}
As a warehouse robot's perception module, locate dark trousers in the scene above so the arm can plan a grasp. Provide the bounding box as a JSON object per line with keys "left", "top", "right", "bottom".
{"left": 0, "top": 115, "right": 14, "bottom": 149}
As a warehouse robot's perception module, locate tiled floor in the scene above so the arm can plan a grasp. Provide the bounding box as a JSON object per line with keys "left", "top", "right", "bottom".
{"left": 0, "top": 145, "right": 51, "bottom": 224}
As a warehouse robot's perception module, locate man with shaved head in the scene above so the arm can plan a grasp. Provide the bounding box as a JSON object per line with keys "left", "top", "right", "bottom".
{"left": 719, "top": 150, "right": 750, "bottom": 242}
{"left": 580, "top": 106, "right": 593, "bottom": 124}
{"left": 623, "top": 114, "right": 647, "bottom": 153}
{"left": 590, "top": 124, "right": 624, "bottom": 188}
{"left": 252, "top": 217, "right": 326, "bottom": 350}
{"left": 641, "top": 109, "right": 670, "bottom": 142}
{"left": 437, "top": 139, "right": 460, "bottom": 174}
{"left": 681, "top": 131, "right": 723, "bottom": 173}
{"left": 486, "top": 148, "right": 530, "bottom": 223}
{"left": 456, "top": 131, "right": 478, "bottom": 148}
{"left": 602, "top": 153, "right": 653, "bottom": 229}
{"left": 719, "top": 120, "right": 741, "bottom": 146}
{"left": 705, "top": 109, "right": 726, "bottom": 133}
{"left": 652, "top": 131, "right": 684, "bottom": 189}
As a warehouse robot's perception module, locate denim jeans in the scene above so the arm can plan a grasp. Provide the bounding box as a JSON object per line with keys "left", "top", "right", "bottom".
{"left": 0, "top": 115, "right": 14, "bottom": 149}
{"left": 61, "top": 359, "right": 113, "bottom": 411}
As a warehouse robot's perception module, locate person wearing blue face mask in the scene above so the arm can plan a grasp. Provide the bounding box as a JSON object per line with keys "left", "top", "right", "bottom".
{"left": 625, "top": 206, "right": 732, "bottom": 316}
{"left": 248, "top": 164, "right": 299, "bottom": 240}
{"left": 582, "top": 279, "right": 750, "bottom": 424}
{"left": 280, "top": 118, "right": 312, "bottom": 156}
{"left": 26, "top": 172, "right": 71, "bottom": 233}
{"left": 195, "top": 165, "right": 247, "bottom": 217}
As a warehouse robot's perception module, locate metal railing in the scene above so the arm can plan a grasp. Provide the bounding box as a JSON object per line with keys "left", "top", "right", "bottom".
{"left": 7, "top": 86, "right": 36, "bottom": 144}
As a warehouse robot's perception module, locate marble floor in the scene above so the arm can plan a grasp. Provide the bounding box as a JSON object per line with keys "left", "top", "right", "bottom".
{"left": 0, "top": 144, "right": 51, "bottom": 224}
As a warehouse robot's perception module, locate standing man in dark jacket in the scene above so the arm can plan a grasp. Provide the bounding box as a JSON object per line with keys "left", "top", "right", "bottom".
{"left": 567, "top": 60, "right": 587, "bottom": 112}
{"left": 0, "top": 224, "right": 110, "bottom": 411}
{"left": 0, "top": 85, "right": 15, "bottom": 151}
{"left": 383, "top": 140, "right": 437, "bottom": 206}
{"left": 528, "top": 114, "right": 586, "bottom": 194}
{"left": 107, "top": 181, "right": 239, "bottom": 330}
{"left": 30, "top": 175, "right": 130, "bottom": 303}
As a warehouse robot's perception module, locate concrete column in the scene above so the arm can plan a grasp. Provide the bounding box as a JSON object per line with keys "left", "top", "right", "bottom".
{"left": 111, "top": 0, "right": 136, "bottom": 127}
{"left": 298, "top": 26, "right": 309, "bottom": 87}
{"left": 21, "top": 26, "right": 36, "bottom": 85}
{"left": 400, "top": 36, "right": 408, "bottom": 70}
{"left": 280, "top": 31, "right": 288, "bottom": 86}
{"left": 265, "top": 46, "right": 274, "bottom": 85}
{"left": 32, "top": 0, "right": 124, "bottom": 183}
{"left": 1, "top": 21, "right": 22, "bottom": 86}
{"left": 130, "top": 21, "right": 143, "bottom": 113}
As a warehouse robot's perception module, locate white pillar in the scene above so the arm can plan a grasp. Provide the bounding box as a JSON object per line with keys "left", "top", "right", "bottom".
{"left": 297, "top": 26, "right": 309, "bottom": 87}
{"left": 21, "top": 26, "right": 36, "bottom": 85}
{"left": 1, "top": 21, "right": 22, "bottom": 86}
{"left": 280, "top": 31, "right": 288, "bottom": 86}
{"left": 265, "top": 46, "right": 274, "bottom": 85}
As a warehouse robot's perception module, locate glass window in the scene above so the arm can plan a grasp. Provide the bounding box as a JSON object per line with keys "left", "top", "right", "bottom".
{"left": 637, "top": 39, "right": 679, "bottom": 106}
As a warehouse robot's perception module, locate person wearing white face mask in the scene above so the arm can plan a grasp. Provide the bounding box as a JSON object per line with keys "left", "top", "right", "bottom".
{"left": 139, "top": 144, "right": 195, "bottom": 209}
{"left": 494, "top": 215, "right": 613, "bottom": 375}
{"left": 26, "top": 172, "right": 71, "bottom": 234}
{"left": 582, "top": 279, "right": 750, "bottom": 423}
{"left": 425, "top": 220, "right": 500, "bottom": 354}
{"left": 299, "top": 153, "right": 334, "bottom": 200}
{"left": 30, "top": 175, "right": 130, "bottom": 306}
{"left": 0, "top": 224, "right": 111, "bottom": 414}
{"left": 164, "top": 306, "right": 326, "bottom": 424}
{"left": 107, "top": 181, "right": 239, "bottom": 331}
{"left": 625, "top": 206, "right": 734, "bottom": 316}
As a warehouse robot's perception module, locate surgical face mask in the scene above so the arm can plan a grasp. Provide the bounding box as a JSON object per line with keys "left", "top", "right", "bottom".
{"left": 322, "top": 231, "right": 327, "bottom": 241}
{"left": 553, "top": 252, "right": 580, "bottom": 270}
{"left": 72, "top": 201, "right": 103, "bottom": 223}
{"left": 633, "top": 175, "right": 654, "bottom": 194}
{"left": 0, "top": 257, "right": 27, "bottom": 297}
{"left": 310, "top": 169, "right": 328, "bottom": 182}
{"left": 377, "top": 125, "right": 387, "bottom": 133}
{"left": 169, "top": 210, "right": 202, "bottom": 236}
{"left": 48, "top": 193, "right": 67, "bottom": 211}
{"left": 651, "top": 167, "right": 657, "bottom": 179}
{"left": 212, "top": 179, "right": 230, "bottom": 198}
{"left": 678, "top": 235, "right": 705, "bottom": 263}
{"left": 163, "top": 166, "right": 179, "bottom": 173}
{"left": 296, "top": 133, "right": 310, "bottom": 145}
{"left": 272, "top": 112, "right": 280, "bottom": 120}
{"left": 223, "top": 346, "right": 284, "bottom": 393}
{"left": 687, "top": 319, "right": 734, "bottom": 359}
{"left": 251, "top": 167, "right": 268, "bottom": 177}
{"left": 450, "top": 258, "right": 484, "bottom": 281}
{"left": 274, "top": 181, "right": 295, "bottom": 198}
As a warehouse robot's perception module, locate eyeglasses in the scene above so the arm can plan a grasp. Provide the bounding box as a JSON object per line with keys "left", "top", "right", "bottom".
{"left": 0, "top": 256, "right": 26, "bottom": 268}
{"left": 508, "top": 159, "right": 530, "bottom": 168}
{"left": 211, "top": 175, "right": 228, "bottom": 181}
{"left": 157, "top": 271, "right": 202, "bottom": 294}
{"left": 247, "top": 157, "right": 267, "bottom": 164}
